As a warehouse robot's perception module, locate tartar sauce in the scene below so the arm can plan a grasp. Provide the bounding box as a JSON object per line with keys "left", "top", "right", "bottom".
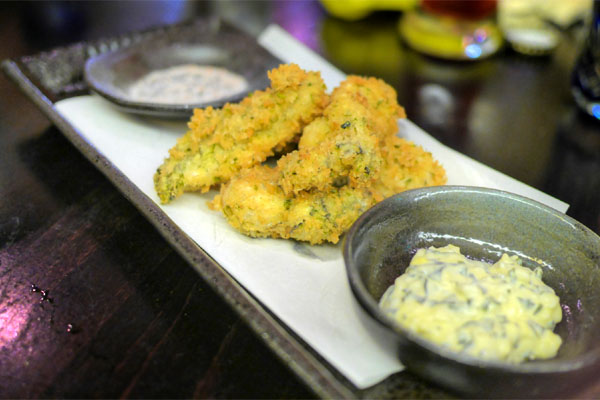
{"left": 128, "top": 64, "right": 248, "bottom": 104}
{"left": 379, "top": 245, "right": 562, "bottom": 363}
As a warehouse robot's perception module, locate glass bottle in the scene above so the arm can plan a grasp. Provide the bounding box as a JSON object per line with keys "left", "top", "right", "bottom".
{"left": 398, "top": 0, "right": 503, "bottom": 61}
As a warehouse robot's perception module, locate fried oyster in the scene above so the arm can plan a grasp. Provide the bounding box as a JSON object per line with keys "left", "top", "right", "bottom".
{"left": 214, "top": 165, "right": 380, "bottom": 244}
{"left": 277, "top": 75, "right": 404, "bottom": 196}
{"left": 211, "top": 74, "right": 447, "bottom": 244}
{"left": 154, "top": 63, "right": 329, "bottom": 204}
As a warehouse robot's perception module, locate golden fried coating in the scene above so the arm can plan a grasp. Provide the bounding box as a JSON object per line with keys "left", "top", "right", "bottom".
{"left": 154, "top": 64, "right": 328, "bottom": 204}
{"left": 211, "top": 73, "right": 446, "bottom": 245}
{"left": 298, "top": 75, "right": 405, "bottom": 150}
{"left": 374, "top": 135, "right": 447, "bottom": 198}
{"left": 277, "top": 127, "right": 381, "bottom": 196}
{"left": 278, "top": 75, "right": 404, "bottom": 196}
{"left": 211, "top": 165, "right": 380, "bottom": 245}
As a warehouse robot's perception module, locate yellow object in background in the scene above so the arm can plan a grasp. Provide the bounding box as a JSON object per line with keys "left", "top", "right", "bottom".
{"left": 498, "top": 0, "right": 593, "bottom": 55}
{"left": 320, "top": 0, "right": 418, "bottom": 20}
{"left": 320, "top": 16, "right": 407, "bottom": 81}
{"left": 399, "top": 9, "right": 503, "bottom": 60}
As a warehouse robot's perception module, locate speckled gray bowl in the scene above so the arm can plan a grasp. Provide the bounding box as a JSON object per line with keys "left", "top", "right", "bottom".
{"left": 84, "top": 18, "right": 281, "bottom": 118}
{"left": 343, "top": 186, "right": 600, "bottom": 398}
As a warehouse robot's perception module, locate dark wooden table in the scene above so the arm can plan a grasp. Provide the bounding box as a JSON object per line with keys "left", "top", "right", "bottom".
{"left": 1, "top": 1, "right": 599, "bottom": 398}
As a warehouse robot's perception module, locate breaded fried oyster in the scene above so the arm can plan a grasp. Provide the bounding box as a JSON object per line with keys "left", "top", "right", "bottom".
{"left": 278, "top": 75, "right": 404, "bottom": 196}
{"left": 211, "top": 165, "right": 381, "bottom": 245}
{"left": 154, "top": 63, "right": 328, "bottom": 204}
{"left": 210, "top": 73, "right": 446, "bottom": 244}
{"left": 375, "top": 135, "right": 447, "bottom": 198}
{"left": 213, "top": 75, "right": 448, "bottom": 244}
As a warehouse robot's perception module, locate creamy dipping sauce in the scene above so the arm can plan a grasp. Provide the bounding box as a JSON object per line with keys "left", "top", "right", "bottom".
{"left": 128, "top": 64, "right": 248, "bottom": 105}
{"left": 379, "top": 245, "right": 562, "bottom": 363}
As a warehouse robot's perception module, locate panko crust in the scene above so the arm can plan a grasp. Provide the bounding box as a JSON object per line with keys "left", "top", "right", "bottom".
{"left": 278, "top": 75, "right": 405, "bottom": 196}
{"left": 298, "top": 75, "right": 405, "bottom": 150}
{"left": 374, "top": 135, "right": 447, "bottom": 198}
{"left": 211, "top": 165, "right": 380, "bottom": 245}
{"left": 208, "top": 71, "right": 447, "bottom": 244}
{"left": 154, "top": 63, "right": 328, "bottom": 204}
{"left": 277, "top": 127, "right": 381, "bottom": 197}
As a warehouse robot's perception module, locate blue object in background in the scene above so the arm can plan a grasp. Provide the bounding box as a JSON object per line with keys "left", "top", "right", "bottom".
{"left": 572, "top": 1, "right": 600, "bottom": 120}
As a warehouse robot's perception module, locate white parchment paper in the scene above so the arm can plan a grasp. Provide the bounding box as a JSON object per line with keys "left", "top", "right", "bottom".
{"left": 54, "top": 24, "right": 568, "bottom": 388}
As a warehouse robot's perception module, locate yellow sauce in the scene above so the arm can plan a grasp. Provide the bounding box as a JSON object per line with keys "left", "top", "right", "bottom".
{"left": 379, "top": 245, "right": 562, "bottom": 363}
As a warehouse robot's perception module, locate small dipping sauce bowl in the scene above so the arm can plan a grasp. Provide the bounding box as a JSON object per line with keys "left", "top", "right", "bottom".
{"left": 343, "top": 186, "right": 600, "bottom": 398}
{"left": 84, "top": 18, "right": 281, "bottom": 118}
